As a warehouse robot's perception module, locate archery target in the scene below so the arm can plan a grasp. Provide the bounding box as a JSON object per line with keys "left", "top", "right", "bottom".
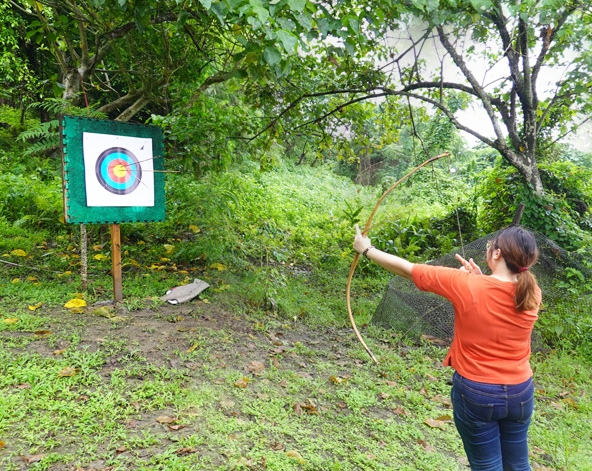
{"left": 96, "top": 147, "right": 142, "bottom": 195}
{"left": 83, "top": 132, "right": 154, "bottom": 207}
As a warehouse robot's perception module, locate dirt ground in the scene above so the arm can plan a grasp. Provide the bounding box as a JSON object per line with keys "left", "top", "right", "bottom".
{"left": 27, "top": 300, "right": 363, "bottom": 373}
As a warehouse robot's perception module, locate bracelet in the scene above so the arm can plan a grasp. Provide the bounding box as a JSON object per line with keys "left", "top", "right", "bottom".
{"left": 362, "top": 246, "right": 375, "bottom": 258}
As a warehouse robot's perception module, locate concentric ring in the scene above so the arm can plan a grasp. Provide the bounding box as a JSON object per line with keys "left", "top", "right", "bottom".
{"left": 95, "top": 147, "right": 142, "bottom": 195}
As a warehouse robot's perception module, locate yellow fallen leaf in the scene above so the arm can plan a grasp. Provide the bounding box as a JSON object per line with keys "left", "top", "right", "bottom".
{"left": 69, "top": 307, "right": 85, "bottom": 314}
{"left": 234, "top": 377, "right": 250, "bottom": 388}
{"left": 92, "top": 245, "right": 102, "bottom": 251}
{"left": 28, "top": 302, "right": 43, "bottom": 311}
{"left": 27, "top": 276, "right": 38, "bottom": 282}
{"left": 53, "top": 348, "right": 67, "bottom": 355}
{"left": 285, "top": 450, "right": 306, "bottom": 464}
{"left": 11, "top": 278, "right": 21, "bottom": 283}
{"left": 11, "top": 249, "right": 27, "bottom": 257}
{"left": 0, "top": 439, "right": 5, "bottom": 449}
{"left": 93, "top": 306, "right": 115, "bottom": 318}
{"left": 562, "top": 397, "right": 579, "bottom": 410}
{"left": 435, "top": 414, "right": 452, "bottom": 422}
{"left": 424, "top": 418, "right": 448, "bottom": 429}
{"left": 64, "top": 298, "right": 87, "bottom": 309}
{"left": 58, "top": 366, "right": 78, "bottom": 377}
{"left": 213, "top": 284, "right": 231, "bottom": 292}
{"left": 187, "top": 342, "right": 200, "bottom": 353}
{"left": 164, "top": 244, "right": 175, "bottom": 254}
{"left": 93, "top": 254, "right": 108, "bottom": 261}
{"left": 209, "top": 263, "right": 227, "bottom": 271}
{"left": 34, "top": 330, "right": 52, "bottom": 337}
{"left": 2, "top": 318, "right": 19, "bottom": 324}
{"left": 189, "top": 224, "right": 201, "bottom": 233}
{"left": 156, "top": 416, "right": 176, "bottom": 424}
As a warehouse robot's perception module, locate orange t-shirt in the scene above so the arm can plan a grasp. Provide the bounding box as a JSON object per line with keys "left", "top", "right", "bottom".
{"left": 412, "top": 264, "right": 541, "bottom": 384}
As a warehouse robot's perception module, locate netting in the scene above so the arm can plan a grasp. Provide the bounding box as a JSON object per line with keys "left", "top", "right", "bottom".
{"left": 371, "top": 227, "right": 592, "bottom": 346}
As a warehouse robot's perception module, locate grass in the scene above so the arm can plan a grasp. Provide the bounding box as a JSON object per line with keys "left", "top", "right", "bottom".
{"left": 1, "top": 285, "right": 591, "bottom": 470}
{"left": 1, "top": 161, "right": 591, "bottom": 470}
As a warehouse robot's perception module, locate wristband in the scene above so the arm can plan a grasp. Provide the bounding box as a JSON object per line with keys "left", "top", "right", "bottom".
{"left": 362, "top": 246, "right": 375, "bottom": 258}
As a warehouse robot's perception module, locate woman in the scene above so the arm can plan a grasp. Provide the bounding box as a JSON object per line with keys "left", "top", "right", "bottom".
{"left": 353, "top": 224, "right": 541, "bottom": 471}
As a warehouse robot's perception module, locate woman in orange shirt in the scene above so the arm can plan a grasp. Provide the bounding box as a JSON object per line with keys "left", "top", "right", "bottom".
{"left": 353, "top": 225, "right": 541, "bottom": 471}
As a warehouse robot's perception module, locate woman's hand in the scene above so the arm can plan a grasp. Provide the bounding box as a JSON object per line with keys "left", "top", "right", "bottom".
{"left": 353, "top": 224, "right": 372, "bottom": 255}
{"left": 455, "top": 254, "right": 483, "bottom": 275}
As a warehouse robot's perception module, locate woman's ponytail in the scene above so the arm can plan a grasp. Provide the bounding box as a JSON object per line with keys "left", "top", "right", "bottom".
{"left": 494, "top": 226, "right": 540, "bottom": 312}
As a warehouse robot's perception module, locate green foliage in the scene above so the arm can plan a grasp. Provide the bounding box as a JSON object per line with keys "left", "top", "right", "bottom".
{"left": 150, "top": 84, "right": 260, "bottom": 176}
{"left": 158, "top": 162, "right": 367, "bottom": 269}
{"left": 538, "top": 294, "right": 592, "bottom": 359}
{"left": 536, "top": 247, "right": 592, "bottom": 359}
{"left": 366, "top": 205, "right": 477, "bottom": 265}
{"left": 0, "top": 174, "right": 63, "bottom": 230}
{"left": 476, "top": 160, "right": 592, "bottom": 250}
{"left": 0, "top": 2, "right": 39, "bottom": 103}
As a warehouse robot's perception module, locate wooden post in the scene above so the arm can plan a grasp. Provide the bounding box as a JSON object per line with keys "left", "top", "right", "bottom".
{"left": 512, "top": 203, "right": 526, "bottom": 226}
{"left": 110, "top": 223, "right": 123, "bottom": 303}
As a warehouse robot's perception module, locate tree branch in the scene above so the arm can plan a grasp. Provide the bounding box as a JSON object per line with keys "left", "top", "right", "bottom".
{"left": 436, "top": 25, "right": 509, "bottom": 148}
{"left": 96, "top": 90, "right": 144, "bottom": 114}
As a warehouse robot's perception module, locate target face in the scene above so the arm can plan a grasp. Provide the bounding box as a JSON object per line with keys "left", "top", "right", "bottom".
{"left": 96, "top": 147, "right": 142, "bottom": 195}
{"left": 83, "top": 133, "right": 154, "bottom": 207}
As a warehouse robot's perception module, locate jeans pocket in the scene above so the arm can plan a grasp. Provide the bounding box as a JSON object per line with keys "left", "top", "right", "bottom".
{"left": 460, "top": 392, "right": 494, "bottom": 424}
{"left": 518, "top": 395, "right": 534, "bottom": 423}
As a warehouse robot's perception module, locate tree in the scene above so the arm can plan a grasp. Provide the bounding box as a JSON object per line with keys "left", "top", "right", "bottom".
{"left": 7, "top": 0, "right": 397, "bottom": 122}
{"left": 399, "top": 0, "right": 592, "bottom": 195}
{"left": 262, "top": 0, "right": 592, "bottom": 195}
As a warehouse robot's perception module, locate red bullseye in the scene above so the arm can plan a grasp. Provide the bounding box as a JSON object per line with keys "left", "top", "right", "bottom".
{"left": 107, "top": 159, "right": 131, "bottom": 183}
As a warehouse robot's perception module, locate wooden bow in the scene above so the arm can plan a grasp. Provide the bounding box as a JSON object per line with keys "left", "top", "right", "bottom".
{"left": 346, "top": 152, "right": 450, "bottom": 364}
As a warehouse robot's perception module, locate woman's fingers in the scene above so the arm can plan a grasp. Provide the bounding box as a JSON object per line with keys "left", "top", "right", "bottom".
{"left": 455, "top": 254, "right": 473, "bottom": 272}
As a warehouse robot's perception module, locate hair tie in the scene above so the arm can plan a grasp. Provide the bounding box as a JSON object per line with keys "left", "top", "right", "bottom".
{"left": 518, "top": 267, "right": 528, "bottom": 273}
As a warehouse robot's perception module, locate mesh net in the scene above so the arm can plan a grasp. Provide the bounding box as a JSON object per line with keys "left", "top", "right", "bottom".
{"left": 371, "top": 228, "right": 592, "bottom": 346}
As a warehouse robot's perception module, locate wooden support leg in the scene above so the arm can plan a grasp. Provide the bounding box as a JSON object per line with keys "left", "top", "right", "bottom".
{"left": 110, "top": 223, "right": 123, "bottom": 303}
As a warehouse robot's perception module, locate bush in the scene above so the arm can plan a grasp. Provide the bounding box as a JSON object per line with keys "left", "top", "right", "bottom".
{"left": 0, "top": 173, "right": 63, "bottom": 229}
{"left": 476, "top": 161, "right": 592, "bottom": 250}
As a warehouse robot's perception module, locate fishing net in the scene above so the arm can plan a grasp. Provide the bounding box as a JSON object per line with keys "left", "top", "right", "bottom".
{"left": 371, "top": 228, "right": 592, "bottom": 346}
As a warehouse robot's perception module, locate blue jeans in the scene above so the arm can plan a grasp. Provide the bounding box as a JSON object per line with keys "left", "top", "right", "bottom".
{"left": 451, "top": 372, "right": 534, "bottom": 471}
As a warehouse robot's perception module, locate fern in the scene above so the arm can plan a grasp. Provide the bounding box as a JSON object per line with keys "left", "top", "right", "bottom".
{"left": 18, "top": 120, "right": 59, "bottom": 141}
{"left": 17, "top": 98, "right": 108, "bottom": 156}
{"left": 28, "top": 97, "right": 107, "bottom": 119}
{"left": 22, "top": 135, "right": 60, "bottom": 156}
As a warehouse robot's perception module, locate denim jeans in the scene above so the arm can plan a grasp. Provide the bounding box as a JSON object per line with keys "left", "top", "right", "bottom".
{"left": 451, "top": 372, "right": 534, "bottom": 471}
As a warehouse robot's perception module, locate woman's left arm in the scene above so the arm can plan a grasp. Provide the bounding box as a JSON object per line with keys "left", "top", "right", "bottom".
{"left": 353, "top": 225, "right": 414, "bottom": 280}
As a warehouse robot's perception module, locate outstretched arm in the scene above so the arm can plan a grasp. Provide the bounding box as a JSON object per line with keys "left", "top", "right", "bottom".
{"left": 353, "top": 225, "right": 414, "bottom": 280}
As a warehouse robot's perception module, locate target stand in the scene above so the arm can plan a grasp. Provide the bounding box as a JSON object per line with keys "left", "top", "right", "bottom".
{"left": 61, "top": 116, "right": 165, "bottom": 302}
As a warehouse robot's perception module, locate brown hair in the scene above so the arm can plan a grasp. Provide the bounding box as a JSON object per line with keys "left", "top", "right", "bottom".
{"left": 493, "top": 226, "right": 540, "bottom": 311}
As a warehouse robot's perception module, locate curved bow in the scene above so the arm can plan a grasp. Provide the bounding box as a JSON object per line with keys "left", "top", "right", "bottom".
{"left": 346, "top": 152, "right": 450, "bottom": 364}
